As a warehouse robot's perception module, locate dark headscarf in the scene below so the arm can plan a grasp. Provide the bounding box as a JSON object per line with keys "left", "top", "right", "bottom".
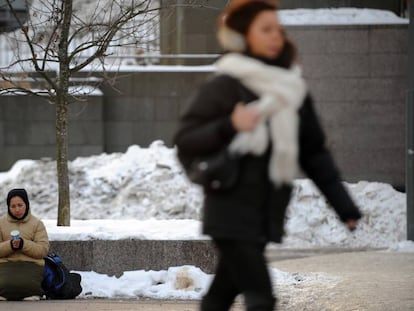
{"left": 6, "top": 188, "right": 30, "bottom": 220}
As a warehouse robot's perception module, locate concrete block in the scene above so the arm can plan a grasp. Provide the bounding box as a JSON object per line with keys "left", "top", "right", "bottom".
{"left": 155, "top": 97, "right": 180, "bottom": 121}
{"left": 183, "top": 8, "right": 218, "bottom": 34}
{"left": 183, "top": 34, "right": 208, "bottom": 54}
{"left": 154, "top": 121, "right": 179, "bottom": 146}
{"left": 369, "top": 27, "right": 408, "bottom": 53}
{"left": 301, "top": 54, "right": 370, "bottom": 78}
{"left": 135, "top": 97, "right": 156, "bottom": 121}
{"left": 179, "top": 96, "right": 193, "bottom": 115}
{"left": 4, "top": 121, "right": 29, "bottom": 145}
{"left": 323, "top": 124, "right": 404, "bottom": 186}
{"left": 178, "top": 73, "right": 210, "bottom": 95}
{"left": 2, "top": 146, "right": 56, "bottom": 170}
{"left": 133, "top": 122, "right": 156, "bottom": 147}
{"left": 369, "top": 53, "right": 408, "bottom": 78}
{"left": 68, "top": 121, "right": 103, "bottom": 145}
{"left": 315, "top": 101, "right": 405, "bottom": 127}
{"left": 331, "top": 146, "right": 404, "bottom": 186}
{"left": 133, "top": 73, "right": 158, "bottom": 96}
{"left": 205, "top": 34, "right": 221, "bottom": 55}
{"left": 0, "top": 122, "right": 4, "bottom": 147}
{"left": 49, "top": 241, "right": 94, "bottom": 272}
{"left": 105, "top": 97, "right": 132, "bottom": 121}
{"left": 104, "top": 145, "right": 126, "bottom": 154}
{"left": 3, "top": 96, "right": 55, "bottom": 121}
{"left": 0, "top": 102, "right": 3, "bottom": 121}
{"left": 58, "top": 240, "right": 218, "bottom": 275}
{"left": 105, "top": 121, "right": 134, "bottom": 146}
{"left": 69, "top": 98, "right": 103, "bottom": 122}
{"left": 287, "top": 26, "right": 370, "bottom": 54}
{"left": 27, "top": 122, "right": 56, "bottom": 145}
{"left": 309, "top": 78, "right": 407, "bottom": 102}
{"left": 150, "top": 73, "right": 180, "bottom": 97}
{"left": 68, "top": 146, "right": 104, "bottom": 160}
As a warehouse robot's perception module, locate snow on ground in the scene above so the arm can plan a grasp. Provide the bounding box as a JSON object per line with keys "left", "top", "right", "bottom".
{"left": 278, "top": 8, "right": 408, "bottom": 25}
{"left": 75, "top": 265, "right": 338, "bottom": 300}
{"left": 77, "top": 265, "right": 211, "bottom": 300}
{"left": 0, "top": 141, "right": 408, "bottom": 249}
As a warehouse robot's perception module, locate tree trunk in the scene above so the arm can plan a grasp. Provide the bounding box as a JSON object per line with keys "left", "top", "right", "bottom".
{"left": 56, "top": 0, "right": 73, "bottom": 226}
{"left": 56, "top": 95, "right": 70, "bottom": 226}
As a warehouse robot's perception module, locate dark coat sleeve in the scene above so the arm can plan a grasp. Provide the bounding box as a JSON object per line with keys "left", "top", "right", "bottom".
{"left": 299, "top": 95, "right": 362, "bottom": 223}
{"left": 174, "top": 75, "right": 238, "bottom": 157}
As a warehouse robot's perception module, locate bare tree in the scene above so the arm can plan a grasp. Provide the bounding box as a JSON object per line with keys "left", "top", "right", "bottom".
{"left": 0, "top": 0, "right": 161, "bottom": 226}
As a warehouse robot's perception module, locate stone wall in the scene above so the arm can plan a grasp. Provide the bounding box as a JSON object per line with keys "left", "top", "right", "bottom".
{"left": 0, "top": 25, "right": 408, "bottom": 188}
{"left": 288, "top": 25, "right": 408, "bottom": 187}
{"left": 50, "top": 240, "right": 217, "bottom": 275}
{"left": 159, "top": 0, "right": 405, "bottom": 58}
{"left": 0, "top": 94, "right": 104, "bottom": 170}
{"left": 99, "top": 69, "right": 208, "bottom": 152}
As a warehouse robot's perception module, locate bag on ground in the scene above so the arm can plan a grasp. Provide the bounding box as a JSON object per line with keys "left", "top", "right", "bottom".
{"left": 41, "top": 253, "right": 82, "bottom": 299}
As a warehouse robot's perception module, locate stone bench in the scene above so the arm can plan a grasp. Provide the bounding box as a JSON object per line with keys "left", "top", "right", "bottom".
{"left": 50, "top": 240, "right": 217, "bottom": 276}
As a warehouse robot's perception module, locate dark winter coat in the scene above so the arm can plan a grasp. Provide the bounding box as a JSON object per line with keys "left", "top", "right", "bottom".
{"left": 174, "top": 72, "right": 362, "bottom": 243}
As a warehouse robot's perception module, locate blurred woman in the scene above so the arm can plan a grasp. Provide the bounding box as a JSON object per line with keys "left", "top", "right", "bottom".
{"left": 174, "top": 0, "right": 362, "bottom": 310}
{"left": 0, "top": 188, "right": 49, "bottom": 301}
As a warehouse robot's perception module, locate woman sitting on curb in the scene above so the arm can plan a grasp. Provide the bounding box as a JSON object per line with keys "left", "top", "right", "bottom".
{"left": 0, "top": 188, "right": 49, "bottom": 301}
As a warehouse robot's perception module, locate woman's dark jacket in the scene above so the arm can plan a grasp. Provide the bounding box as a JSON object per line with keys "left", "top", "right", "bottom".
{"left": 174, "top": 70, "right": 362, "bottom": 243}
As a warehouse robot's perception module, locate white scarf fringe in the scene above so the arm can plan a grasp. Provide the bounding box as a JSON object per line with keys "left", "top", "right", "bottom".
{"left": 215, "top": 53, "right": 307, "bottom": 186}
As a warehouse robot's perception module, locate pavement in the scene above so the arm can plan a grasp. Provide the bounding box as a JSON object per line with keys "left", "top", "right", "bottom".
{"left": 3, "top": 250, "right": 414, "bottom": 311}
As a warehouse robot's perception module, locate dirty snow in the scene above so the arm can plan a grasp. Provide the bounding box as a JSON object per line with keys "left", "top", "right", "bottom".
{"left": 75, "top": 265, "right": 339, "bottom": 300}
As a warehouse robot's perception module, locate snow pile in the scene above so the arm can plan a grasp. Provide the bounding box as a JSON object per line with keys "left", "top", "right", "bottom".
{"left": 76, "top": 265, "right": 338, "bottom": 300}
{"left": 285, "top": 179, "right": 406, "bottom": 248}
{"left": 0, "top": 141, "right": 203, "bottom": 220}
{"left": 278, "top": 8, "right": 408, "bottom": 25}
{"left": 0, "top": 142, "right": 407, "bottom": 248}
{"left": 78, "top": 266, "right": 210, "bottom": 299}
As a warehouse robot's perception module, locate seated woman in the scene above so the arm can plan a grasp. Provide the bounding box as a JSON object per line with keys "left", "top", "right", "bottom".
{"left": 0, "top": 188, "right": 49, "bottom": 301}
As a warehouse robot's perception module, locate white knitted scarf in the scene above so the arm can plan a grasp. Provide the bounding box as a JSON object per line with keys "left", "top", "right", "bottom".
{"left": 215, "top": 53, "right": 307, "bottom": 186}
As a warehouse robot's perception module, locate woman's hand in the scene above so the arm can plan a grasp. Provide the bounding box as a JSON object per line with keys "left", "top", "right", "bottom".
{"left": 231, "top": 103, "right": 261, "bottom": 132}
{"left": 11, "top": 238, "right": 22, "bottom": 250}
{"left": 346, "top": 219, "right": 358, "bottom": 231}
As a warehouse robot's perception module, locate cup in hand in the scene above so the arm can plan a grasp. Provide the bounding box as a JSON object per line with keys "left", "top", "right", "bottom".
{"left": 10, "top": 230, "right": 20, "bottom": 241}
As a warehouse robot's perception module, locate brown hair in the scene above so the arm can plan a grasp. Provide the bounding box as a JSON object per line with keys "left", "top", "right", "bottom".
{"left": 218, "top": 0, "right": 297, "bottom": 68}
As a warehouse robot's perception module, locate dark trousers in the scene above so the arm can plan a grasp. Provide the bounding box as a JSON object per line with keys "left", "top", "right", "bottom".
{"left": 201, "top": 239, "right": 275, "bottom": 311}
{"left": 0, "top": 261, "right": 44, "bottom": 300}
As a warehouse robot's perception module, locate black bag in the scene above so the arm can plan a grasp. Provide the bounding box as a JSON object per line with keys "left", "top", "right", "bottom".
{"left": 42, "top": 253, "right": 82, "bottom": 300}
{"left": 187, "top": 149, "right": 240, "bottom": 190}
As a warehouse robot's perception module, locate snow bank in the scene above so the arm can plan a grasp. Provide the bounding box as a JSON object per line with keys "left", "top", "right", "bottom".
{"left": 0, "top": 142, "right": 407, "bottom": 249}
{"left": 45, "top": 219, "right": 205, "bottom": 241}
{"left": 76, "top": 265, "right": 337, "bottom": 300}
{"left": 78, "top": 266, "right": 211, "bottom": 300}
{"left": 285, "top": 179, "right": 406, "bottom": 248}
{"left": 0, "top": 141, "right": 203, "bottom": 220}
{"left": 278, "top": 8, "right": 408, "bottom": 25}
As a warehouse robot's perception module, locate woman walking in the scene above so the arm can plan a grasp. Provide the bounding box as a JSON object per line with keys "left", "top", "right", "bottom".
{"left": 174, "top": 1, "right": 362, "bottom": 310}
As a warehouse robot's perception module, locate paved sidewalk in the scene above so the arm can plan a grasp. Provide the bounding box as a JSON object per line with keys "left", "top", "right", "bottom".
{"left": 3, "top": 251, "right": 414, "bottom": 311}
{"left": 271, "top": 251, "right": 414, "bottom": 311}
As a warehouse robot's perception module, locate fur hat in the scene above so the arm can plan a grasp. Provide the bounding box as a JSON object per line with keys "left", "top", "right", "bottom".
{"left": 7, "top": 188, "right": 30, "bottom": 220}
{"left": 217, "top": 0, "right": 279, "bottom": 52}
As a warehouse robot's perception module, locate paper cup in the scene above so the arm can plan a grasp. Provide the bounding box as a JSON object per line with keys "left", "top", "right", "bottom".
{"left": 10, "top": 230, "right": 20, "bottom": 240}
